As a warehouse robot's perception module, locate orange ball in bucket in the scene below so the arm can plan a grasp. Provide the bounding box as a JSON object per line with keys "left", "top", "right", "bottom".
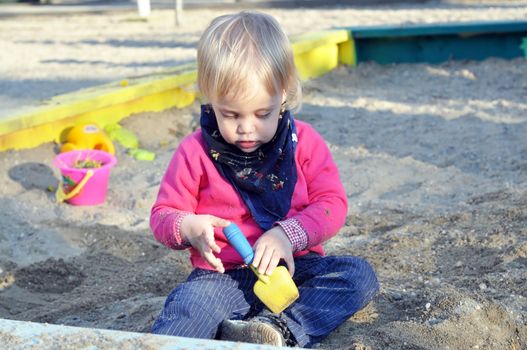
{"left": 53, "top": 150, "right": 117, "bottom": 206}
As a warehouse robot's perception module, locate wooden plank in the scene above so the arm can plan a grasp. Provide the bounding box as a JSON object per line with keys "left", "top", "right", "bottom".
{"left": 291, "top": 30, "right": 350, "bottom": 55}
{"left": 0, "top": 87, "right": 195, "bottom": 151}
{"left": 347, "top": 20, "right": 527, "bottom": 38}
{"left": 338, "top": 38, "right": 357, "bottom": 66}
{"left": 347, "top": 21, "right": 527, "bottom": 64}
{"left": 0, "top": 318, "right": 277, "bottom": 350}
{"left": 295, "top": 43, "right": 340, "bottom": 80}
{"left": 0, "top": 64, "right": 196, "bottom": 137}
{"left": 355, "top": 31, "right": 527, "bottom": 64}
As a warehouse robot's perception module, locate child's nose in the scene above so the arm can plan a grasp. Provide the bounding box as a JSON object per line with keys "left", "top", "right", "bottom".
{"left": 237, "top": 118, "right": 255, "bottom": 134}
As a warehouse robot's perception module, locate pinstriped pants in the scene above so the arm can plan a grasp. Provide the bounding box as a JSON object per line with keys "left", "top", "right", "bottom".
{"left": 152, "top": 253, "right": 379, "bottom": 348}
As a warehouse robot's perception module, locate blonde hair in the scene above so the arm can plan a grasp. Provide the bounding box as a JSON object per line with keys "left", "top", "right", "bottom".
{"left": 197, "top": 11, "right": 302, "bottom": 112}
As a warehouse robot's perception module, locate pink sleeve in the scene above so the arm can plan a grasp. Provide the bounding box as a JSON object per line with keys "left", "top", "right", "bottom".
{"left": 286, "top": 124, "right": 348, "bottom": 248}
{"left": 150, "top": 134, "right": 201, "bottom": 250}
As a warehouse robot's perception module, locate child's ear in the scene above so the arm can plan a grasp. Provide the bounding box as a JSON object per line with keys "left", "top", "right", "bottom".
{"left": 279, "top": 99, "right": 287, "bottom": 118}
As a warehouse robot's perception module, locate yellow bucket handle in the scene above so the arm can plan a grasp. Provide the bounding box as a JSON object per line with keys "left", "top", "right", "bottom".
{"left": 56, "top": 170, "right": 94, "bottom": 203}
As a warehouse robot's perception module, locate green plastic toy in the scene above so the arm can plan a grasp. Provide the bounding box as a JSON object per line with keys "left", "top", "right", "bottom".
{"left": 105, "top": 123, "right": 139, "bottom": 149}
{"left": 128, "top": 148, "right": 156, "bottom": 161}
{"left": 105, "top": 123, "right": 156, "bottom": 161}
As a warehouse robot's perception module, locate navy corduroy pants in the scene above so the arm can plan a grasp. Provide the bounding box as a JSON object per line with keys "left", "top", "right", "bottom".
{"left": 152, "top": 253, "right": 379, "bottom": 348}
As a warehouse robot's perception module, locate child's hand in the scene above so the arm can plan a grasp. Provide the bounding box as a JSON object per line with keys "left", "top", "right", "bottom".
{"left": 180, "top": 214, "right": 230, "bottom": 273}
{"left": 252, "top": 226, "right": 295, "bottom": 277}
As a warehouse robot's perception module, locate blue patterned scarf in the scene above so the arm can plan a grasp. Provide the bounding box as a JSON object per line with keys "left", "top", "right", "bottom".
{"left": 200, "top": 104, "right": 298, "bottom": 231}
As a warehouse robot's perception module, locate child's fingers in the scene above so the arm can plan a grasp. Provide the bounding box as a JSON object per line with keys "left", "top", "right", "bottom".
{"left": 255, "top": 246, "right": 273, "bottom": 275}
{"left": 203, "top": 226, "right": 221, "bottom": 253}
{"left": 204, "top": 227, "right": 221, "bottom": 253}
{"left": 209, "top": 242, "right": 221, "bottom": 254}
{"left": 283, "top": 255, "right": 295, "bottom": 276}
{"left": 208, "top": 215, "right": 230, "bottom": 228}
{"left": 251, "top": 242, "right": 265, "bottom": 271}
{"left": 202, "top": 249, "right": 225, "bottom": 273}
{"left": 200, "top": 226, "right": 222, "bottom": 271}
{"left": 264, "top": 254, "right": 281, "bottom": 276}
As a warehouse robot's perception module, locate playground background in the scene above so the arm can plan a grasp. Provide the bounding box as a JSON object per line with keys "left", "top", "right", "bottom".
{"left": 1, "top": 0, "right": 527, "bottom": 348}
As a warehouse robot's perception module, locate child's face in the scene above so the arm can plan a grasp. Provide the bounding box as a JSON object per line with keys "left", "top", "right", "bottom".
{"left": 211, "top": 78, "right": 284, "bottom": 153}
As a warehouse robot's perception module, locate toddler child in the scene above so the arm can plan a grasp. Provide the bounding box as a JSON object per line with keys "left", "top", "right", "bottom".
{"left": 150, "top": 10, "right": 379, "bottom": 348}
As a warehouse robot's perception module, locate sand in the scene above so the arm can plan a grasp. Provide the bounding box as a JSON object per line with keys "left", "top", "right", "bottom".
{"left": 2, "top": 0, "right": 527, "bottom": 116}
{"left": 1, "top": 1, "right": 527, "bottom": 349}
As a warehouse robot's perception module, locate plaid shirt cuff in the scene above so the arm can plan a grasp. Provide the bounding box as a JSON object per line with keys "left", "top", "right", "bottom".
{"left": 277, "top": 218, "right": 308, "bottom": 252}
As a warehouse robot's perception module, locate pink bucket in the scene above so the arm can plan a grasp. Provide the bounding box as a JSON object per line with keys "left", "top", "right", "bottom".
{"left": 53, "top": 149, "right": 117, "bottom": 206}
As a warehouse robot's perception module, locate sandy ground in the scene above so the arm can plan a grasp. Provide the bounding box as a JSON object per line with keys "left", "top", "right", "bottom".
{"left": 2, "top": 0, "right": 527, "bottom": 118}
{"left": 1, "top": 1, "right": 527, "bottom": 349}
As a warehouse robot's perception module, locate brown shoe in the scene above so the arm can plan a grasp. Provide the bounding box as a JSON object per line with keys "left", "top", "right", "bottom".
{"left": 220, "top": 319, "right": 285, "bottom": 346}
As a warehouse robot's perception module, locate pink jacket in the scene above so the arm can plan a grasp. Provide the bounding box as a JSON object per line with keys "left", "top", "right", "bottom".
{"left": 150, "top": 120, "right": 348, "bottom": 271}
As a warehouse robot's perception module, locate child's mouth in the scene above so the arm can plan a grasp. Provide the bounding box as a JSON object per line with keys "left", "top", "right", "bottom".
{"left": 237, "top": 141, "right": 258, "bottom": 150}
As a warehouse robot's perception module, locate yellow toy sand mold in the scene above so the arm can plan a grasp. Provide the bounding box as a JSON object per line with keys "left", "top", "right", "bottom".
{"left": 60, "top": 124, "right": 115, "bottom": 154}
{"left": 223, "top": 224, "right": 299, "bottom": 314}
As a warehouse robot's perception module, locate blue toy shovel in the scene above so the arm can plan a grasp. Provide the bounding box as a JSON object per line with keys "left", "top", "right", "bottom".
{"left": 223, "top": 223, "right": 299, "bottom": 314}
